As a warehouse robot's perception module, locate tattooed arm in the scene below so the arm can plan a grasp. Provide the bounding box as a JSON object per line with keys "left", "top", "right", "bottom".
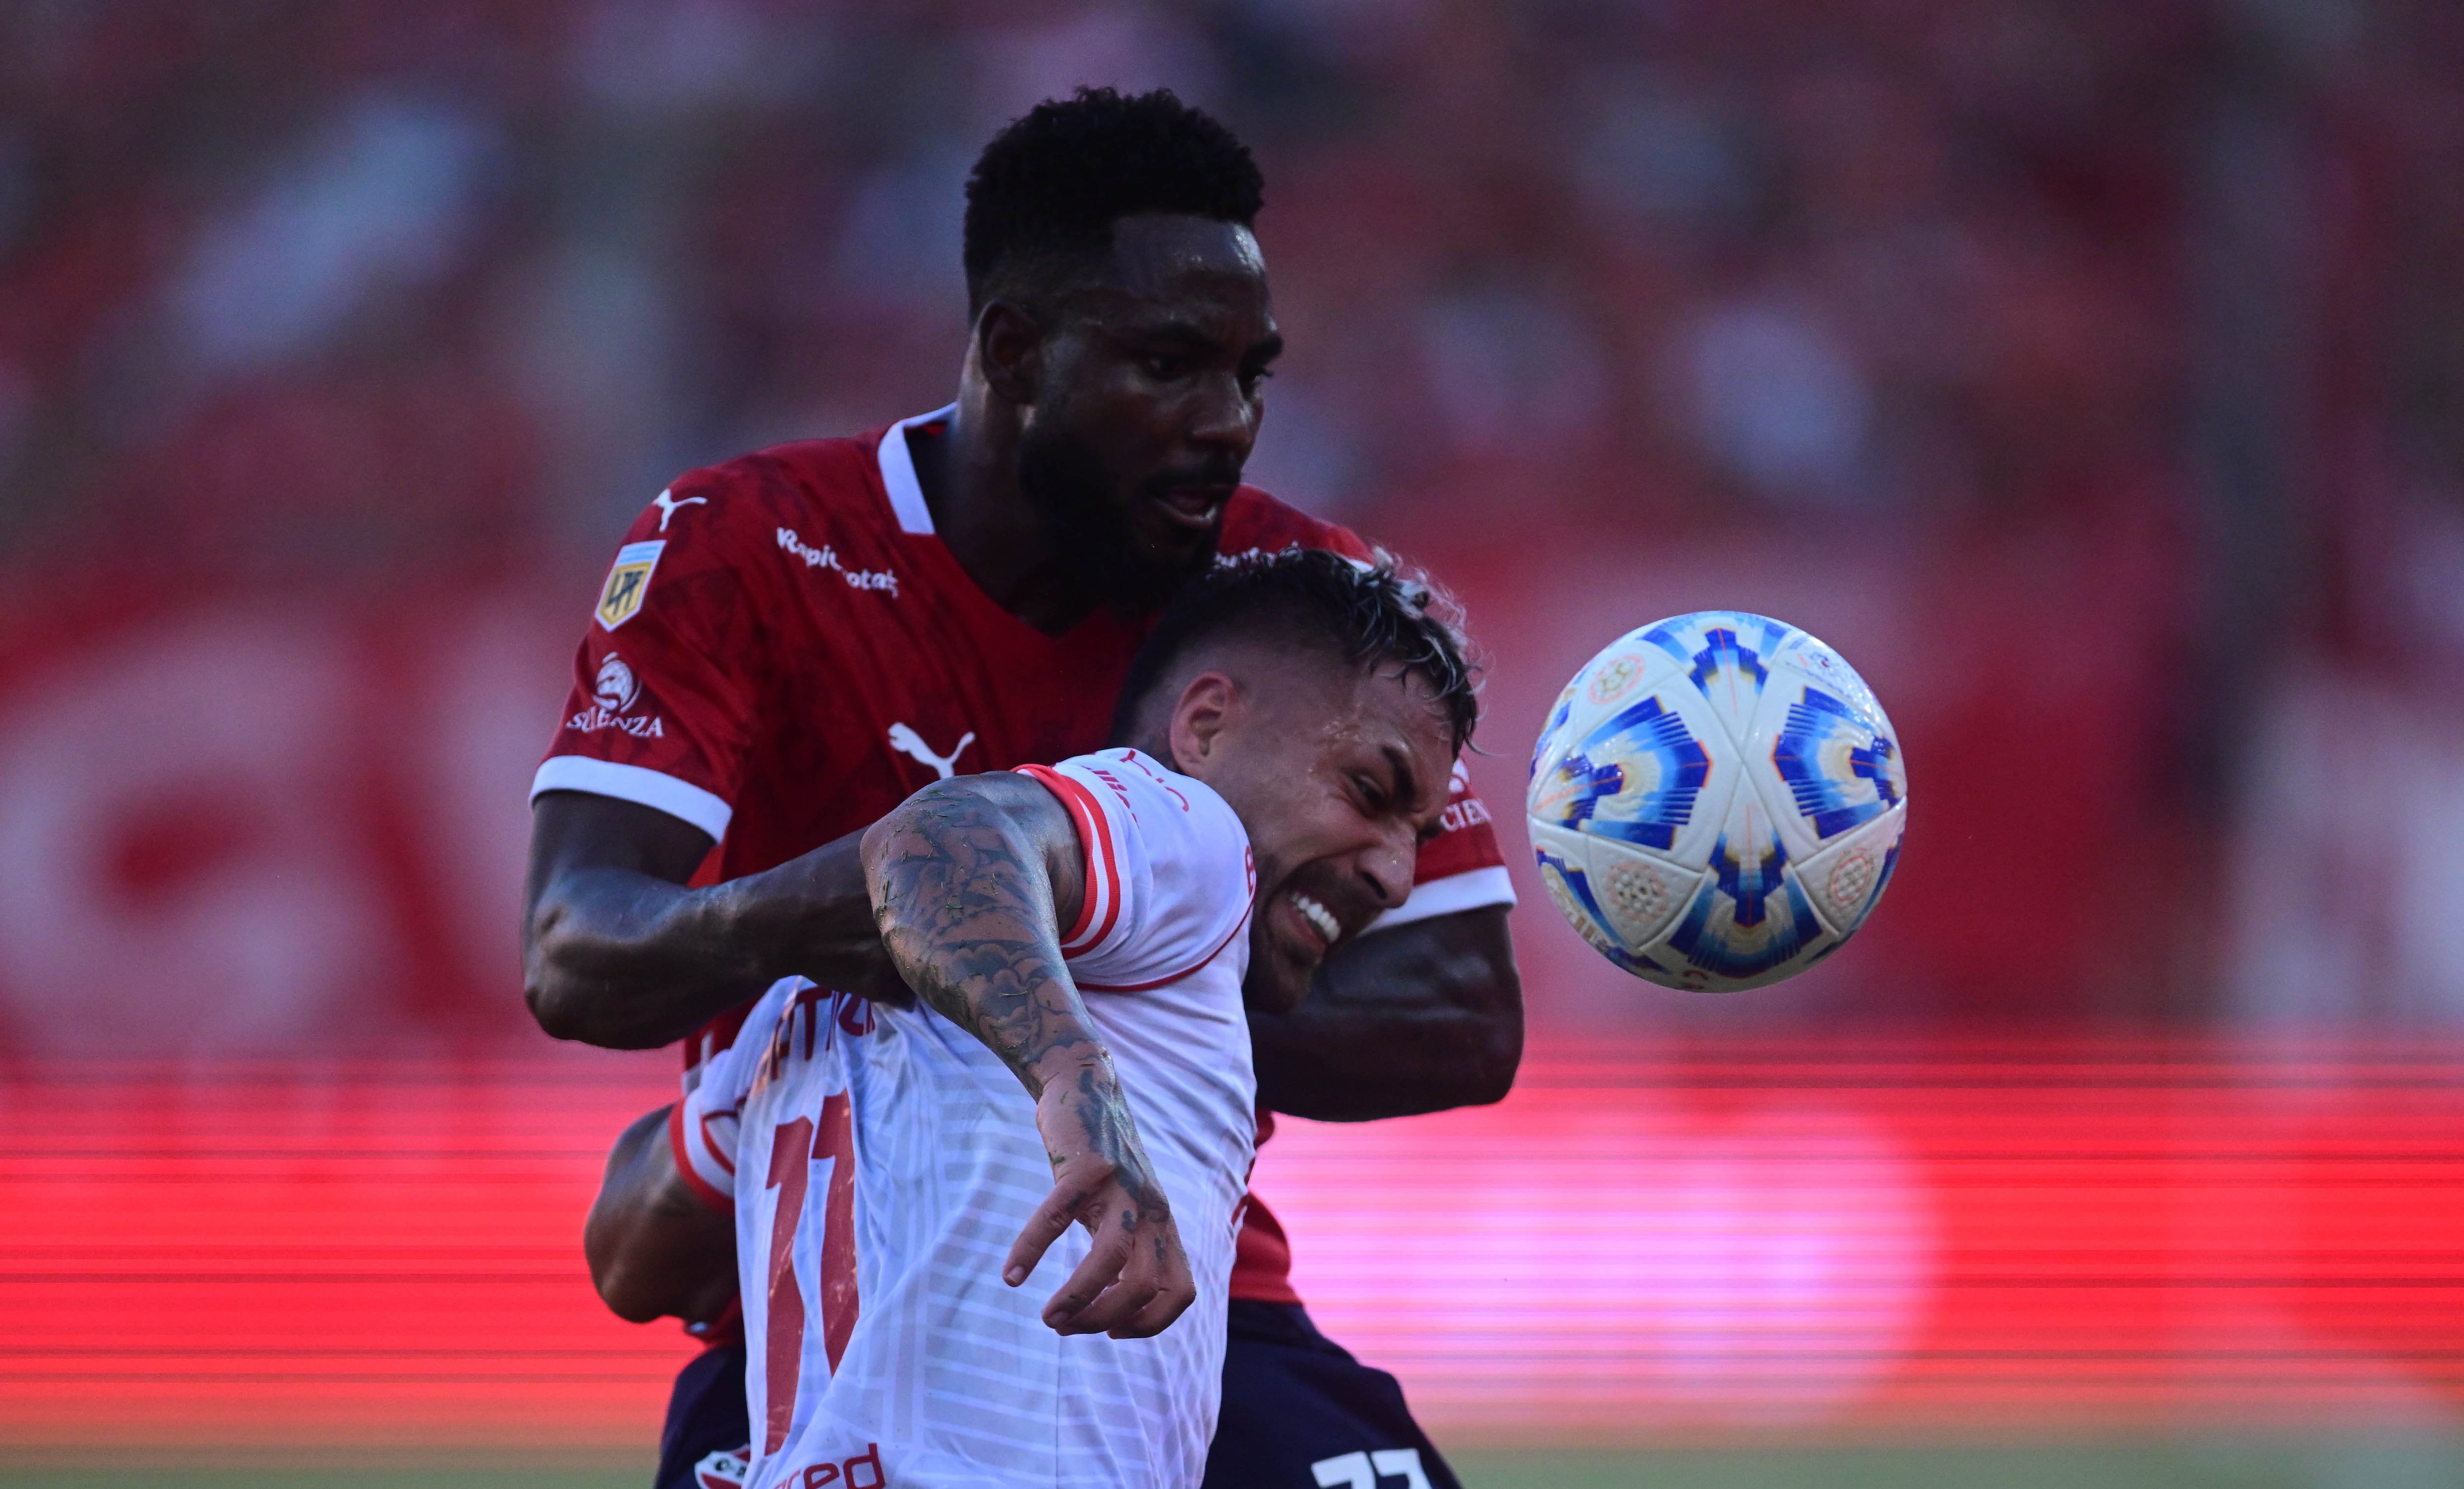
{"left": 859, "top": 773, "right": 1196, "bottom": 1341}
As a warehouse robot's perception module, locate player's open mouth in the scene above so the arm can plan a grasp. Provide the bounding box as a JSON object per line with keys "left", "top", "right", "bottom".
{"left": 1150, "top": 484, "right": 1231, "bottom": 528}
{"left": 1290, "top": 891, "right": 1341, "bottom": 949}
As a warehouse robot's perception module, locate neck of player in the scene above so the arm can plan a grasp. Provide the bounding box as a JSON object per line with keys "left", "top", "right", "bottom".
{"left": 909, "top": 392, "right": 1104, "bottom": 638}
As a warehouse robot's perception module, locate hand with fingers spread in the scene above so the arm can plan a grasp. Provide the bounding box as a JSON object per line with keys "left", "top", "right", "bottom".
{"left": 1004, "top": 1062, "right": 1196, "bottom": 1337}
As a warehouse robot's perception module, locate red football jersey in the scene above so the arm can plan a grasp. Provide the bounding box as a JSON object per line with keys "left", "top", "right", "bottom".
{"left": 535, "top": 406, "right": 1514, "bottom": 1304}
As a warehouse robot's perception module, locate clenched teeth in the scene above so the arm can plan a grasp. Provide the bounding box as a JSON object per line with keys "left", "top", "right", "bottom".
{"left": 1291, "top": 892, "right": 1340, "bottom": 943}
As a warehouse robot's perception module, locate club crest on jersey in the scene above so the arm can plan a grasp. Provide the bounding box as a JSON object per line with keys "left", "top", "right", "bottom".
{"left": 690, "top": 1446, "right": 749, "bottom": 1489}
{"left": 596, "top": 540, "right": 664, "bottom": 631}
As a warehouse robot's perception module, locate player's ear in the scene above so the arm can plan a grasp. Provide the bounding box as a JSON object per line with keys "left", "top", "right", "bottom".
{"left": 1166, "top": 672, "right": 1237, "bottom": 776}
{"left": 976, "top": 301, "right": 1045, "bottom": 406}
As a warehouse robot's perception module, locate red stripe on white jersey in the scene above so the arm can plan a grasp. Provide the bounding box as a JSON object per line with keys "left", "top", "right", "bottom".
{"left": 1015, "top": 764, "right": 1124, "bottom": 956}
{"left": 667, "top": 1100, "right": 732, "bottom": 1216}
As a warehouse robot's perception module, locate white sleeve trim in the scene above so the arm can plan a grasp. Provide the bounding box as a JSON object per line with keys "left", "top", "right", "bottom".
{"left": 1361, "top": 864, "right": 1517, "bottom": 936}
{"left": 530, "top": 756, "right": 733, "bottom": 842}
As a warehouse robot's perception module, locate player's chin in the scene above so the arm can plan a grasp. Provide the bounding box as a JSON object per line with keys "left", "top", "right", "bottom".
{"left": 1130, "top": 498, "right": 1227, "bottom": 561}
{"left": 1246, "top": 908, "right": 1327, "bottom": 1015}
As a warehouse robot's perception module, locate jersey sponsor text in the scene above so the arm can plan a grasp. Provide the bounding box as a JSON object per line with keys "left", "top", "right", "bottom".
{"left": 777, "top": 527, "right": 897, "bottom": 595}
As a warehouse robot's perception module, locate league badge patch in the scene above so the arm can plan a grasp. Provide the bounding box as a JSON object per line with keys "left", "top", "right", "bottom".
{"left": 596, "top": 540, "right": 664, "bottom": 631}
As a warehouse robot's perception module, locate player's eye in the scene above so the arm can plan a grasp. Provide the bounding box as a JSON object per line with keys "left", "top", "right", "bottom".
{"left": 1239, "top": 366, "right": 1275, "bottom": 395}
{"left": 1143, "top": 354, "right": 1193, "bottom": 379}
{"left": 1353, "top": 774, "right": 1386, "bottom": 812}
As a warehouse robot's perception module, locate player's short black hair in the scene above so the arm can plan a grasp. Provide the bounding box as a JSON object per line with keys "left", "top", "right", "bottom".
{"left": 963, "top": 87, "right": 1265, "bottom": 314}
{"left": 1112, "top": 547, "right": 1481, "bottom": 753}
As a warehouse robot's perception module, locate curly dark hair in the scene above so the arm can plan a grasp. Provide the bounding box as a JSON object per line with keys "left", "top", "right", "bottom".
{"left": 1111, "top": 547, "right": 1481, "bottom": 753}
{"left": 963, "top": 87, "right": 1265, "bottom": 314}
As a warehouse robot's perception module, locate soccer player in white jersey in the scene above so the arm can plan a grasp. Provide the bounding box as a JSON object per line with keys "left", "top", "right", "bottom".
{"left": 585, "top": 549, "right": 1479, "bottom": 1489}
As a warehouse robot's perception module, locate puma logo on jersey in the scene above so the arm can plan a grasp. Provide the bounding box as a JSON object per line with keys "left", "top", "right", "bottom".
{"left": 888, "top": 723, "right": 975, "bottom": 780}
{"left": 651, "top": 488, "right": 706, "bottom": 531}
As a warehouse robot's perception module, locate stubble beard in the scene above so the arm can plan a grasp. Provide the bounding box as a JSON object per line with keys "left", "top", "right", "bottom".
{"left": 1016, "top": 416, "right": 1223, "bottom": 618}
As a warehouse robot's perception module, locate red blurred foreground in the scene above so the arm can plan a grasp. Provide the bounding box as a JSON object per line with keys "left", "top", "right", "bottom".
{"left": 4, "top": 1036, "right": 2458, "bottom": 1450}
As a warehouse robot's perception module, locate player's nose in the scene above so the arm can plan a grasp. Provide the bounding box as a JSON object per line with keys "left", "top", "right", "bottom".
{"left": 1354, "top": 824, "right": 1416, "bottom": 913}
{"left": 1184, "top": 370, "right": 1258, "bottom": 458}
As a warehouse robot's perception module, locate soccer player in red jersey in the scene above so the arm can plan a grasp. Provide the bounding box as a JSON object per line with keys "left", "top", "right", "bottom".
{"left": 524, "top": 90, "right": 1520, "bottom": 1489}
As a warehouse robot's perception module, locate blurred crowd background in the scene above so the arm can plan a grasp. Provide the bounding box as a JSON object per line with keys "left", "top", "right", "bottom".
{"left": 4, "top": 0, "right": 2464, "bottom": 1055}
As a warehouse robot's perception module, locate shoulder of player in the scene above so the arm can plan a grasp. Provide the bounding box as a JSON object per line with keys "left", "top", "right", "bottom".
{"left": 1218, "top": 485, "right": 1375, "bottom": 564}
{"left": 1059, "top": 749, "right": 1246, "bottom": 853}
{"left": 1007, "top": 752, "right": 1254, "bottom": 983}
{"left": 623, "top": 437, "right": 894, "bottom": 559}
{"left": 909, "top": 769, "right": 1079, "bottom": 852}
{"left": 1061, "top": 750, "right": 1253, "bottom": 975}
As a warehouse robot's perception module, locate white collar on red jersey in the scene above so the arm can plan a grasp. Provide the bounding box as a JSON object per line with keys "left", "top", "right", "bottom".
{"left": 877, "top": 405, "right": 956, "bottom": 535}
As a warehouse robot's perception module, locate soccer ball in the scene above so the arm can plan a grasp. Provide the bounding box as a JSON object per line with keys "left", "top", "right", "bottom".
{"left": 1526, "top": 612, "right": 1906, "bottom": 992}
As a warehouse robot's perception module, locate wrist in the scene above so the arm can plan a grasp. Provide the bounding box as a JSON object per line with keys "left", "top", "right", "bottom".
{"left": 1027, "top": 1048, "right": 1114, "bottom": 1100}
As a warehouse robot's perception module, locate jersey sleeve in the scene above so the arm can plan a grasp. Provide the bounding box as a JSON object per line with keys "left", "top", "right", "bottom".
{"left": 531, "top": 467, "right": 786, "bottom": 843}
{"left": 1366, "top": 758, "right": 1517, "bottom": 934}
{"left": 1014, "top": 750, "right": 1255, "bottom": 993}
{"left": 668, "top": 978, "right": 800, "bottom": 1213}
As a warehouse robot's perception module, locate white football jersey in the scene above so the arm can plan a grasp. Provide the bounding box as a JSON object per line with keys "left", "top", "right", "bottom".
{"left": 672, "top": 749, "right": 1259, "bottom": 1489}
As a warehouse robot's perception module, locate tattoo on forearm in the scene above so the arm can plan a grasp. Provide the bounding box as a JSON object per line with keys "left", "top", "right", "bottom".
{"left": 866, "top": 788, "right": 1169, "bottom": 1221}
{"left": 868, "top": 792, "right": 1097, "bottom": 1077}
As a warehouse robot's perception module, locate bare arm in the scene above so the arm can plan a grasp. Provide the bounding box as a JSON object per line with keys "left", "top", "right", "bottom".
{"left": 1249, "top": 904, "right": 1523, "bottom": 1121}
{"left": 584, "top": 1105, "right": 738, "bottom": 1325}
{"left": 522, "top": 792, "right": 907, "bottom": 1050}
{"left": 860, "top": 773, "right": 1194, "bottom": 1340}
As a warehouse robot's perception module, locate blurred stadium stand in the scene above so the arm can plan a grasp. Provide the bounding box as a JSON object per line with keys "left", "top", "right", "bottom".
{"left": 5, "top": 1038, "right": 2460, "bottom": 1453}
{"left": 3, "top": 0, "right": 2463, "bottom": 1468}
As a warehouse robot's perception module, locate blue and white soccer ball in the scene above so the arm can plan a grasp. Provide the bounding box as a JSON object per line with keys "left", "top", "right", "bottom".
{"left": 1526, "top": 612, "right": 1907, "bottom": 992}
